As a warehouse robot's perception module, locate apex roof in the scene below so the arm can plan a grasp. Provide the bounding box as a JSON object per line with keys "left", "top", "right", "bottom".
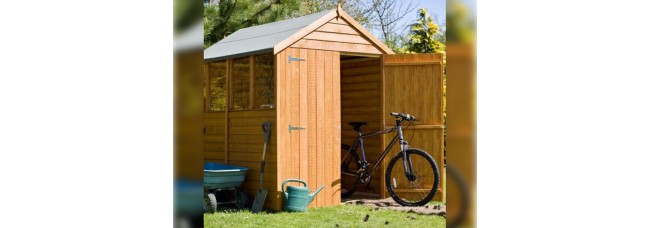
{"left": 204, "top": 7, "right": 392, "bottom": 61}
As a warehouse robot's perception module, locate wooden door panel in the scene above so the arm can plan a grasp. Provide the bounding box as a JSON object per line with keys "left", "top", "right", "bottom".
{"left": 382, "top": 54, "right": 445, "bottom": 200}
{"left": 278, "top": 48, "right": 340, "bottom": 208}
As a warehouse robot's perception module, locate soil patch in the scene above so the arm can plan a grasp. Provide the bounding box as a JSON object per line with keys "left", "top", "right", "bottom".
{"left": 341, "top": 197, "right": 445, "bottom": 216}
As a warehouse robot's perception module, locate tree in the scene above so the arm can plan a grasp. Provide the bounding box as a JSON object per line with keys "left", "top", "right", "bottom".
{"left": 446, "top": 0, "right": 475, "bottom": 43}
{"left": 302, "top": 0, "right": 372, "bottom": 28}
{"left": 403, "top": 8, "right": 445, "bottom": 54}
{"left": 204, "top": 0, "right": 303, "bottom": 48}
{"left": 365, "top": 0, "right": 417, "bottom": 52}
{"left": 174, "top": 0, "right": 203, "bottom": 34}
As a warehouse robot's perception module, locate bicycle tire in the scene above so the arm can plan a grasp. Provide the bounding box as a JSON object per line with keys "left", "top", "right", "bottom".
{"left": 340, "top": 144, "right": 360, "bottom": 198}
{"left": 385, "top": 148, "right": 439, "bottom": 206}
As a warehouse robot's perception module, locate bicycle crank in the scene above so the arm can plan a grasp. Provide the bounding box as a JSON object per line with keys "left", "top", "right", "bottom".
{"left": 357, "top": 169, "right": 371, "bottom": 184}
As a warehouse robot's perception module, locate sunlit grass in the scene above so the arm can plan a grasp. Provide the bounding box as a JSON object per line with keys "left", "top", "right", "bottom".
{"left": 204, "top": 203, "right": 445, "bottom": 227}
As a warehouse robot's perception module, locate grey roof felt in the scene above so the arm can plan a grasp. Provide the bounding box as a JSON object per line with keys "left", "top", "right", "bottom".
{"left": 204, "top": 10, "right": 334, "bottom": 61}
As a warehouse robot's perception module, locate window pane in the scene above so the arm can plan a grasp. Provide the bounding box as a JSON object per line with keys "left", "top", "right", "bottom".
{"left": 207, "top": 61, "right": 227, "bottom": 112}
{"left": 254, "top": 54, "right": 275, "bottom": 109}
{"left": 232, "top": 58, "right": 250, "bottom": 110}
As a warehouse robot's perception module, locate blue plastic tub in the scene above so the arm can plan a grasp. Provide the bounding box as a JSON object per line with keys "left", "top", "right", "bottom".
{"left": 174, "top": 180, "right": 204, "bottom": 216}
{"left": 204, "top": 162, "right": 249, "bottom": 190}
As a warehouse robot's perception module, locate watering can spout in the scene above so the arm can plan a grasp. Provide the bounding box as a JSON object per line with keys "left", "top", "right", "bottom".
{"left": 308, "top": 185, "right": 325, "bottom": 204}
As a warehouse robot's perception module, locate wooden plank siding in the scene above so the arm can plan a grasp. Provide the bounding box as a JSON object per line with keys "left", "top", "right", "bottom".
{"left": 340, "top": 58, "right": 384, "bottom": 196}
{"left": 204, "top": 112, "right": 226, "bottom": 164}
{"left": 289, "top": 19, "right": 383, "bottom": 55}
{"left": 381, "top": 54, "right": 445, "bottom": 201}
{"left": 226, "top": 109, "right": 279, "bottom": 209}
{"left": 276, "top": 48, "right": 341, "bottom": 209}
{"left": 203, "top": 109, "right": 280, "bottom": 209}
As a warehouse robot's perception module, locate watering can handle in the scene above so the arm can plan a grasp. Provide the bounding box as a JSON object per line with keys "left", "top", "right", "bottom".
{"left": 282, "top": 179, "right": 307, "bottom": 193}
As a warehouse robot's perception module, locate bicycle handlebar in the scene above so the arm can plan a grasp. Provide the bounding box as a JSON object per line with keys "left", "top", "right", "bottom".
{"left": 389, "top": 112, "right": 417, "bottom": 121}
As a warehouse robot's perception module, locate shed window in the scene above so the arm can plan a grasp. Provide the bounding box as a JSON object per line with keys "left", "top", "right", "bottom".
{"left": 207, "top": 61, "right": 227, "bottom": 112}
{"left": 231, "top": 57, "right": 250, "bottom": 110}
{"left": 254, "top": 54, "right": 275, "bottom": 109}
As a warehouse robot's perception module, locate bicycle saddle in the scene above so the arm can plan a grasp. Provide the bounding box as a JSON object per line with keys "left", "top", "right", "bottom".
{"left": 348, "top": 122, "right": 367, "bottom": 131}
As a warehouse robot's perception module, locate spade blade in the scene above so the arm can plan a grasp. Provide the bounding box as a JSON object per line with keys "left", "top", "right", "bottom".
{"left": 251, "top": 189, "right": 268, "bottom": 213}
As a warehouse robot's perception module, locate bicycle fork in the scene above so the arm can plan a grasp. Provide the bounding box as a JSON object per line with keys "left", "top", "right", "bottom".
{"left": 397, "top": 122, "right": 416, "bottom": 181}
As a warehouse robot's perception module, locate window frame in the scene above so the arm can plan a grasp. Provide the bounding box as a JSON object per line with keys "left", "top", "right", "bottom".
{"left": 229, "top": 56, "right": 252, "bottom": 111}
{"left": 205, "top": 53, "right": 276, "bottom": 113}
{"left": 205, "top": 60, "right": 228, "bottom": 113}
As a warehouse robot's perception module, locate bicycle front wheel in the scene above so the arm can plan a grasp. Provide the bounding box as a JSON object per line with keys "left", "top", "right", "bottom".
{"left": 385, "top": 148, "right": 440, "bottom": 206}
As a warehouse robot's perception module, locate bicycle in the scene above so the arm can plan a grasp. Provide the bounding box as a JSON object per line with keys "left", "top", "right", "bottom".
{"left": 340, "top": 112, "right": 440, "bottom": 206}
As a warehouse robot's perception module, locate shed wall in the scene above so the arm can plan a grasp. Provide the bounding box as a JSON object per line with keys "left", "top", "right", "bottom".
{"left": 204, "top": 110, "right": 281, "bottom": 210}
{"left": 290, "top": 18, "right": 382, "bottom": 55}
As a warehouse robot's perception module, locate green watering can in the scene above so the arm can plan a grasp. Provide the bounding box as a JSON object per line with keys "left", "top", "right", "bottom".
{"left": 282, "top": 179, "right": 325, "bottom": 212}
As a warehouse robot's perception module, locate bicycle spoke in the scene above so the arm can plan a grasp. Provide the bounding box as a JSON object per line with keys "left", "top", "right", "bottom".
{"left": 415, "top": 182, "right": 426, "bottom": 201}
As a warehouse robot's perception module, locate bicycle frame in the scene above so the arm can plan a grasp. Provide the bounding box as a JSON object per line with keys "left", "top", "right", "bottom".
{"left": 342, "top": 119, "right": 415, "bottom": 180}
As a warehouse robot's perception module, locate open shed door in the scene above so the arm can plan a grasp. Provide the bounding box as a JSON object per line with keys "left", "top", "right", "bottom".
{"left": 381, "top": 54, "right": 445, "bottom": 201}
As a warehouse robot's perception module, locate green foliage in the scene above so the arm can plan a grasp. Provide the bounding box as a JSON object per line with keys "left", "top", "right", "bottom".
{"left": 402, "top": 8, "right": 445, "bottom": 54}
{"left": 174, "top": 0, "right": 203, "bottom": 34}
{"left": 302, "top": 0, "right": 371, "bottom": 28}
{"left": 446, "top": 0, "right": 475, "bottom": 43}
{"left": 204, "top": 0, "right": 303, "bottom": 48}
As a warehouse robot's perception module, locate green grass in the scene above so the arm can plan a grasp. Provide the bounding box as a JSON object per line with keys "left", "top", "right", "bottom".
{"left": 204, "top": 204, "right": 445, "bottom": 227}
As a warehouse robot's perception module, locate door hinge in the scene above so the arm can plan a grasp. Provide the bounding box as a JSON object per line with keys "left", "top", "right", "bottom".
{"left": 288, "top": 125, "right": 306, "bottom": 132}
{"left": 288, "top": 55, "right": 305, "bottom": 63}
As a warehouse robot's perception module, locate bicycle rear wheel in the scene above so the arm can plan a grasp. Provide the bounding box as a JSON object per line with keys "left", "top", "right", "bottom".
{"left": 385, "top": 148, "right": 439, "bottom": 206}
{"left": 340, "top": 144, "right": 360, "bottom": 198}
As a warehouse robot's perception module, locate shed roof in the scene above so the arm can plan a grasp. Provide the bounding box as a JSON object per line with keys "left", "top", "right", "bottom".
{"left": 204, "top": 8, "right": 393, "bottom": 61}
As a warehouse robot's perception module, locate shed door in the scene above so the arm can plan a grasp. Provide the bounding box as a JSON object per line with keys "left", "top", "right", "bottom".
{"left": 381, "top": 54, "right": 445, "bottom": 201}
{"left": 277, "top": 48, "right": 341, "bottom": 207}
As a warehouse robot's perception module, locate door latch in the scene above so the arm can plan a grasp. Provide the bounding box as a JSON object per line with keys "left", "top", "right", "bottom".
{"left": 288, "top": 125, "right": 306, "bottom": 132}
{"left": 288, "top": 55, "right": 305, "bottom": 63}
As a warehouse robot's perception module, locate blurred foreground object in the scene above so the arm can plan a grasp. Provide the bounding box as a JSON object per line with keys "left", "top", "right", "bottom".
{"left": 174, "top": 21, "right": 205, "bottom": 228}
{"left": 446, "top": 0, "right": 476, "bottom": 227}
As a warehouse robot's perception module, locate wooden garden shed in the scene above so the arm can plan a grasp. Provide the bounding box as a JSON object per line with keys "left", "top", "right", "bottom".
{"left": 203, "top": 7, "right": 445, "bottom": 211}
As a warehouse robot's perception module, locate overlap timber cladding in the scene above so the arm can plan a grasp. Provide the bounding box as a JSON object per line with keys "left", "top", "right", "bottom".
{"left": 382, "top": 54, "right": 445, "bottom": 201}
{"left": 291, "top": 17, "right": 382, "bottom": 54}
{"left": 276, "top": 48, "right": 341, "bottom": 208}
{"left": 204, "top": 109, "right": 280, "bottom": 210}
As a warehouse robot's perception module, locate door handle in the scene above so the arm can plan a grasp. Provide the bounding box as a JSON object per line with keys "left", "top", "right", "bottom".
{"left": 288, "top": 125, "right": 306, "bottom": 132}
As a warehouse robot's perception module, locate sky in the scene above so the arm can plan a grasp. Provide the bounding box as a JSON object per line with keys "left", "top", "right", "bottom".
{"left": 421, "top": 0, "right": 446, "bottom": 24}
{"left": 386, "top": 0, "right": 446, "bottom": 37}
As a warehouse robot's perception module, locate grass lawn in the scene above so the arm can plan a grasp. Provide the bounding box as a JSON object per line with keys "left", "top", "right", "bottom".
{"left": 204, "top": 203, "right": 446, "bottom": 227}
